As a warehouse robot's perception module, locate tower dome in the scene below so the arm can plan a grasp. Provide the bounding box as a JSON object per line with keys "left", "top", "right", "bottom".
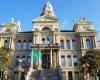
{"left": 40, "top": 1, "right": 56, "bottom": 18}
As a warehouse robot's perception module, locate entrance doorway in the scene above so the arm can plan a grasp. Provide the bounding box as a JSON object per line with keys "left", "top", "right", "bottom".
{"left": 42, "top": 54, "right": 50, "bottom": 69}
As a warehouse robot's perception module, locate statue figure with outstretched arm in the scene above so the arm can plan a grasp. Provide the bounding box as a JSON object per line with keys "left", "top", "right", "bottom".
{"left": 83, "top": 64, "right": 90, "bottom": 80}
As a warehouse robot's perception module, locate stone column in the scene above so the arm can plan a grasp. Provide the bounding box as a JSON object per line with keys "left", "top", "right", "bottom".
{"left": 0, "top": 37, "right": 1, "bottom": 47}
{"left": 80, "top": 37, "right": 84, "bottom": 48}
{"left": 91, "top": 36, "right": 94, "bottom": 48}
{"left": 58, "top": 51, "right": 61, "bottom": 66}
{"left": 53, "top": 35, "right": 55, "bottom": 44}
{"left": 55, "top": 35, "right": 56, "bottom": 44}
{"left": 72, "top": 55, "right": 74, "bottom": 67}
{"left": 9, "top": 37, "right": 12, "bottom": 48}
{"left": 80, "top": 36, "right": 84, "bottom": 48}
{"left": 72, "top": 71, "right": 75, "bottom": 80}
{"left": 70, "top": 39, "right": 72, "bottom": 49}
{"left": 1, "top": 37, "right": 5, "bottom": 47}
{"left": 34, "top": 35, "right": 36, "bottom": 44}
{"left": 52, "top": 52, "right": 55, "bottom": 68}
{"left": 38, "top": 57, "right": 42, "bottom": 70}
{"left": 94, "top": 36, "right": 98, "bottom": 48}
{"left": 11, "top": 38, "right": 15, "bottom": 49}
{"left": 66, "top": 72, "right": 68, "bottom": 80}
{"left": 50, "top": 49, "right": 53, "bottom": 68}
{"left": 53, "top": 52, "right": 56, "bottom": 68}
{"left": 35, "top": 35, "right": 37, "bottom": 44}
{"left": 82, "top": 37, "right": 86, "bottom": 48}
{"left": 0, "top": 37, "right": 3, "bottom": 47}
{"left": 39, "top": 34, "right": 42, "bottom": 44}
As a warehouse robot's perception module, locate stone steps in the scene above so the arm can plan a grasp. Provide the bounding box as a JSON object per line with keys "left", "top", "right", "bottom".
{"left": 29, "top": 68, "right": 60, "bottom": 80}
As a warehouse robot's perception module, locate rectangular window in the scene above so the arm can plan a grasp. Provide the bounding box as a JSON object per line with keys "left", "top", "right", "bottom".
{"left": 72, "top": 39, "right": 77, "bottom": 49}
{"left": 74, "top": 72, "right": 79, "bottom": 80}
{"left": 60, "top": 40, "right": 64, "bottom": 49}
{"left": 68, "top": 71, "right": 73, "bottom": 80}
{"left": 86, "top": 37, "right": 91, "bottom": 49}
{"left": 62, "top": 71, "right": 66, "bottom": 80}
{"left": 67, "top": 55, "right": 72, "bottom": 67}
{"left": 17, "top": 43, "right": 21, "bottom": 50}
{"left": 23, "top": 42, "right": 27, "bottom": 49}
{"left": 73, "top": 55, "right": 78, "bottom": 66}
{"left": 66, "top": 40, "right": 70, "bottom": 49}
{"left": 61, "top": 56, "right": 65, "bottom": 66}
{"left": 29, "top": 41, "right": 32, "bottom": 49}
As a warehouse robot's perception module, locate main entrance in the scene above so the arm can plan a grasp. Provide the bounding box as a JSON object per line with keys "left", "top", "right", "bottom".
{"left": 42, "top": 54, "right": 50, "bottom": 69}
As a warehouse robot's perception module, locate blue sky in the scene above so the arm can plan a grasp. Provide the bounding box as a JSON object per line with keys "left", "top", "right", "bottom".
{"left": 0, "top": 0, "right": 100, "bottom": 37}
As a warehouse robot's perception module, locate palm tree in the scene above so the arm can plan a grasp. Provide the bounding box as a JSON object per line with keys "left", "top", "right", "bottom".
{"left": 0, "top": 47, "right": 14, "bottom": 79}
{"left": 79, "top": 49, "right": 100, "bottom": 80}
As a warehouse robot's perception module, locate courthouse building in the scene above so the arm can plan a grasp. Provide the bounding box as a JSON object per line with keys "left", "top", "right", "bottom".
{"left": 0, "top": 1, "right": 99, "bottom": 80}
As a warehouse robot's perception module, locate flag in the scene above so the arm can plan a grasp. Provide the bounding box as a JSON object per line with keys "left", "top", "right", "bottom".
{"left": 29, "top": 48, "right": 42, "bottom": 62}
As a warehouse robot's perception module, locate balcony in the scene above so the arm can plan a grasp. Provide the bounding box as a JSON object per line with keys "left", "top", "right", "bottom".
{"left": 32, "top": 43, "right": 60, "bottom": 50}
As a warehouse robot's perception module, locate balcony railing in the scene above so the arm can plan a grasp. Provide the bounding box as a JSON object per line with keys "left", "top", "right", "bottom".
{"left": 32, "top": 43, "right": 60, "bottom": 49}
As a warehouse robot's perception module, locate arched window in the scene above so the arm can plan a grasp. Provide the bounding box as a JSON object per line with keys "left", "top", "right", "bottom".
{"left": 21, "top": 56, "right": 26, "bottom": 67}
{"left": 29, "top": 40, "right": 32, "bottom": 49}
{"left": 42, "top": 27, "right": 51, "bottom": 32}
{"left": 16, "top": 56, "right": 20, "bottom": 59}
{"left": 23, "top": 40, "right": 27, "bottom": 50}
{"left": 22, "top": 56, "right": 26, "bottom": 61}
{"left": 4, "top": 40, "right": 9, "bottom": 48}
{"left": 73, "top": 55, "right": 78, "bottom": 66}
{"left": 67, "top": 55, "right": 72, "bottom": 67}
{"left": 17, "top": 40, "right": 22, "bottom": 50}
{"left": 60, "top": 40, "right": 64, "bottom": 49}
{"left": 61, "top": 56, "right": 65, "bottom": 66}
{"left": 66, "top": 39, "right": 70, "bottom": 49}
{"left": 72, "top": 39, "right": 77, "bottom": 49}
{"left": 86, "top": 39, "right": 91, "bottom": 48}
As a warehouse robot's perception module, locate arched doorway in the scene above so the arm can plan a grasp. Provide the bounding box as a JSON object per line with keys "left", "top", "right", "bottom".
{"left": 42, "top": 54, "right": 50, "bottom": 69}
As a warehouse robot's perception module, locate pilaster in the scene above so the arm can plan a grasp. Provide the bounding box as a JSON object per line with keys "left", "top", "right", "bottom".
{"left": 9, "top": 37, "right": 12, "bottom": 48}
{"left": 53, "top": 35, "right": 55, "bottom": 44}
{"left": 82, "top": 37, "right": 86, "bottom": 49}
{"left": 0, "top": 37, "right": 1, "bottom": 47}
{"left": 70, "top": 39, "right": 72, "bottom": 49}
{"left": 72, "top": 71, "right": 75, "bottom": 80}
{"left": 94, "top": 36, "right": 98, "bottom": 48}
{"left": 50, "top": 49, "right": 53, "bottom": 67}
{"left": 58, "top": 51, "right": 61, "bottom": 66}
{"left": 38, "top": 57, "right": 42, "bottom": 70}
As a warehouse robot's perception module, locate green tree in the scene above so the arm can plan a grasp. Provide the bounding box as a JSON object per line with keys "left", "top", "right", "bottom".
{"left": 79, "top": 49, "right": 100, "bottom": 80}
{"left": 0, "top": 47, "right": 13, "bottom": 68}
{"left": 0, "top": 47, "right": 14, "bottom": 79}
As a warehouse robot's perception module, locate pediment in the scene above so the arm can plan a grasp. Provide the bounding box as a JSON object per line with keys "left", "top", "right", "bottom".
{"left": 33, "top": 15, "right": 59, "bottom": 22}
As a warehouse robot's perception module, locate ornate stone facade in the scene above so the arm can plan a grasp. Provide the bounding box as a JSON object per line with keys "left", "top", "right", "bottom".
{"left": 0, "top": 1, "right": 99, "bottom": 80}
